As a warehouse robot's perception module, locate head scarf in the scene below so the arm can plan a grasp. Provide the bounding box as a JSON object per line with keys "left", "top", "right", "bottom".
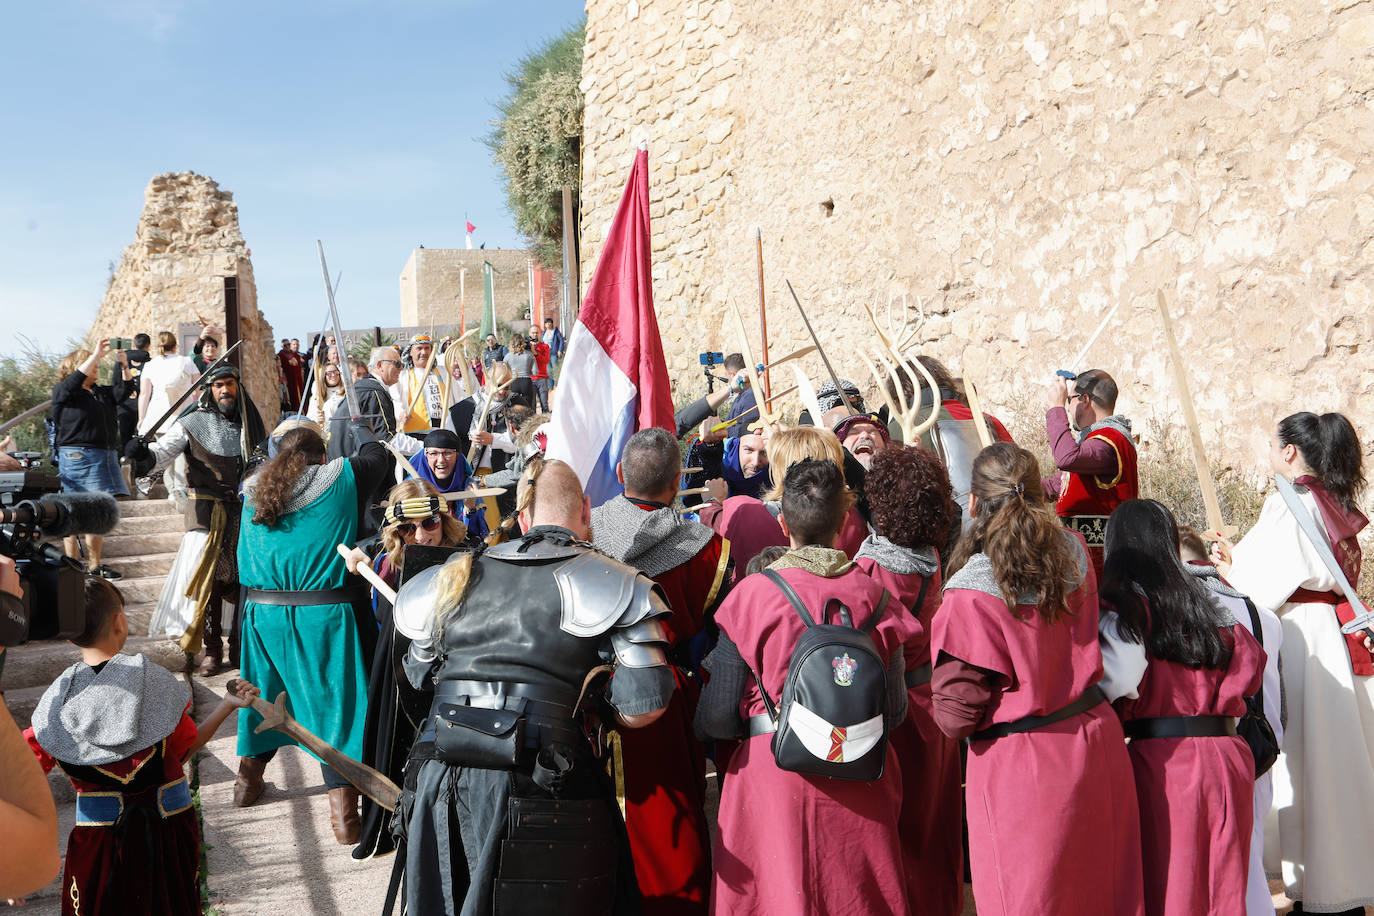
{"left": 176, "top": 362, "right": 267, "bottom": 461}
{"left": 833, "top": 412, "right": 891, "bottom": 445}
{"left": 721, "top": 435, "right": 769, "bottom": 499}
{"left": 816, "top": 378, "right": 865, "bottom": 414}
{"left": 409, "top": 435, "right": 474, "bottom": 495}
{"left": 402, "top": 334, "right": 434, "bottom": 370}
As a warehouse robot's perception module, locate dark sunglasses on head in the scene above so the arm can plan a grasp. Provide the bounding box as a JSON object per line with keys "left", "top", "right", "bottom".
{"left": 395, "top": 514, "right": 443, "bottom": 537}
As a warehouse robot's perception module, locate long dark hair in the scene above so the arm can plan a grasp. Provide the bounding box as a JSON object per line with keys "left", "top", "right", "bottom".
{"left": 1278, "top": 412, "right": 1366, "bottom": 514}
{"left": 947, "top": 443, "right": 1082, "bottom": 622}
{"left": 1100, "top": 499, "right": 1234, "bottom": 669}
{"left": 251, "top": 427, "right": 326, "bottom": 527}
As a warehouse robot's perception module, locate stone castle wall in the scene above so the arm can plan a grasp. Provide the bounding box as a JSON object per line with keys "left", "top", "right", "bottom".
{"left": 88, "top": 172, "right": 280, "bottom": 430}
{"left": 579, "top": 0, "right": 1374, "bottom": 472}
{"left": 399, "top": 248, "right": 543, "bottom": 335}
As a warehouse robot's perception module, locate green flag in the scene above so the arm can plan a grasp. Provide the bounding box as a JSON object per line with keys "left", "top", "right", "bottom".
{"left": 480, "top": 261, "right": 495, "bottom": 339}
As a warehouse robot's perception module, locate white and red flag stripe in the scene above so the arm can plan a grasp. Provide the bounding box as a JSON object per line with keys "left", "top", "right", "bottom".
{"left": 545, "top": 148, "right": 675, "bottom": 507}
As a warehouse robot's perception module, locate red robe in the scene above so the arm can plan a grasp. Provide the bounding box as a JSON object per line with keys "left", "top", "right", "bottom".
{"left": 617, "top": 509, "right": 730, "bottom": 916}
{"left": 932, "top": 537, "right": 1145, "bottom": 916}
{"left": 1112, "top": 614, "right": 1264, "bottom": 916}
{"left": 26, "top": 710, "right": 200, "bottom": 916}
{"left": 711, "top": 564, "right": 922, "bottom": 916}
{"left": 856, "top": 555, "right": 964, "bottom": 916}
{"left": 279, "top": 347, "right": 305, "bottom": 405}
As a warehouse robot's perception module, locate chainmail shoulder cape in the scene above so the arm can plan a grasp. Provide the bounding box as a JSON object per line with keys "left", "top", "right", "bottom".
{"left": 590, "top": 494, "right": 715, "bottom": 579}
{"left": 242, "top": 456, "right": 347, "bottom": 518}
{"left": 30, "top": 653, "right": 189, "bottom": 766}
{"left": 944, "top": 529, "right": 1087, "bottom": 604}
{"left": 1079, "top": 413, "right": 1133, "bottom": 444}
{"left": 854, "top": 534, "right": 939, "bottom": 578}
{"left": 176, "top": 382, "right": 267, "bottom": 461}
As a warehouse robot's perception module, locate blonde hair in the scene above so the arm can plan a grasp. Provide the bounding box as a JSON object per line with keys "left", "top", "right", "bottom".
{"left": 58, "top": 349, "right": 91, "bottom": 379}
{"left": 379, "top": 479, "right": 466, "bottom": 569}
{"left": 158, "top": 331, "right": 177, "bottom": 354}
{"left": 763, "top": 426, "right": 845, "bottom": 502}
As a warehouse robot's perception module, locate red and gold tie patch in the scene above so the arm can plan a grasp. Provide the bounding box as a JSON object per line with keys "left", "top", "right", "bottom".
{"left": 827, "top": 725, "right": 848, "bottom": 762}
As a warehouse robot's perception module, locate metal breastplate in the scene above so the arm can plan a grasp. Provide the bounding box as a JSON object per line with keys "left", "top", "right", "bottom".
{"left": 923, "top": 413, "right": 983, "bottom": 528}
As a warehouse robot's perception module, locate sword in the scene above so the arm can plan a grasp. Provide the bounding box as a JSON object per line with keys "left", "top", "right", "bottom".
{"left": 466, "top": 379, "right": 514, "bottom": 465}
{"left": 241, "top": 683, "right": 401, "bottom": 811}
{"left": 1058, "top": 300, "right": 1123, "bottom": 379}
{"left": 317, "top": 241, "right": 362, "bottom": 420}
{"left": 137, "top": 339, "right": 244, "bottom": 442}
{"left": 785, "top": 281, "right": 857, "bottom": 416}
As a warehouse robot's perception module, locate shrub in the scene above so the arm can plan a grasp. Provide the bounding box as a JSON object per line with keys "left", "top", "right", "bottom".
{"left": 0, "top": 338, "right": 66, "bottom": 458}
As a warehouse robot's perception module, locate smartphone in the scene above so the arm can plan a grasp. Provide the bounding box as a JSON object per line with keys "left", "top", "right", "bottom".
{"left": 109, "top": 337, "right": 132, "bottom": 350}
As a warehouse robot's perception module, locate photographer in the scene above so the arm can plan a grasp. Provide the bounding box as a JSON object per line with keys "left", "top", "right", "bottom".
{"left": 52, "top": 339, "right": 128, "bottom": 579}
{"left": 115, "top": 333, "right": 151, "bottom": 450}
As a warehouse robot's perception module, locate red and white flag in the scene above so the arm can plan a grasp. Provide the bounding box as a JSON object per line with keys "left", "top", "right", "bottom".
{"left": 545, "top": 149, "right": 674, "bottom": 507}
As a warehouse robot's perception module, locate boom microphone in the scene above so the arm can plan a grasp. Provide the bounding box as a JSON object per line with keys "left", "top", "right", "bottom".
{"left": 0, "top": 492, "right": 121, "bottom": 537}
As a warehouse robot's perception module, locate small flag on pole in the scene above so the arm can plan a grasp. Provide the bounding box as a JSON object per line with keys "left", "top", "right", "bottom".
{"left": 466, "top": 220, "right": 476, "bottom": 250}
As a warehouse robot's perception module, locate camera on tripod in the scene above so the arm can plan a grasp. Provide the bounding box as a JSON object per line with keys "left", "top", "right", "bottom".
{"left": 0, "top": 472, "right": 119, "bottom": 646}
{"left": 699, "top": 352, "right": 726, "bottom": 393}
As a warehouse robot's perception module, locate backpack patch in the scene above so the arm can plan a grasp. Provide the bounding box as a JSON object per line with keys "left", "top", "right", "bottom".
{"left": 832, "top": 653, "right": 857, "bottom": 686}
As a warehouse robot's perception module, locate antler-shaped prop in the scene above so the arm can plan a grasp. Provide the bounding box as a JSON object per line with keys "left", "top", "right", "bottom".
{"left": 727, "top": 301, "right": 783, "bottom": 432}
{"left": 864, "top": 295, "right": 927, "bottom": 356}
{"left": 857, "top": 346, "right": 941, "bottom": 444}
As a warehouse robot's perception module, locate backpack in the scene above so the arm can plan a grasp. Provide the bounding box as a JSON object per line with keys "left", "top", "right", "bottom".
{"left": 749, "top": 569, "right": 893, "bottom": 782}
{"left": 1236, "top": 596, "right": 1280, "bottom": 777}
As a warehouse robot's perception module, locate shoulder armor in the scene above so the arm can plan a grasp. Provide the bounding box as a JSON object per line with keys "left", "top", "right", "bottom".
{"left": 393, "top": 563, "right": 444, "bottom": 640}
{"left": 555, "top": 552, "right": 671, "bottom": 638}
{"left": 485, "top": 536, "right": 584, "bottom": 563}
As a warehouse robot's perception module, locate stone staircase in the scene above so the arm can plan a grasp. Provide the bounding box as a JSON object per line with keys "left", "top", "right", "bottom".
{"left": 2, "top": 494, "right": 189, "bottom": 736}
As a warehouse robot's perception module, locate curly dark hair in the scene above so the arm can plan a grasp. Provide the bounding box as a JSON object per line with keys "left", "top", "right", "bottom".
{"left": 863, "top": 446, "right": 957, "bottom": 550}
{"left": 250, "top": 427, "right": 326, "bottom": 527}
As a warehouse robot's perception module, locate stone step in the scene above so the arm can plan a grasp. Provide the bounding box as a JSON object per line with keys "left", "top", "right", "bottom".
{"left": 103, "top": 551, "right": 178, "bottom": 580}
{"left": 101, "top": 530, "right": 184, "bottom": 557}
{"left": 0, "top": 634, "right": 187, "bottom": 696}
{"left": 108, "top": 513, "right": 184, "bottom": 535}
{"left": 112, "top": 496, "right": 183, "bottom": 519}
{"left": 114, "top": 574, "right": 169, "bottom": 606}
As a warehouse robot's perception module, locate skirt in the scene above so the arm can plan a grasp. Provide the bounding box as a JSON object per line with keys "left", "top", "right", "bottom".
{"left": 58, "top": 446, "right": 129, "bottom": 496}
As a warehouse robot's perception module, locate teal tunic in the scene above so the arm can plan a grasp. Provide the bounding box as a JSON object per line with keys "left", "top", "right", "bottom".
{"left": 236, "top": 460, "right": 369, "bottom": 761}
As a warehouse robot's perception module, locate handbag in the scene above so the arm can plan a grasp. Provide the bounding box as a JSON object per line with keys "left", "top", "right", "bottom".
{"left": 433, "top": 702, "right": 527, "bottom": 769}
{"left": 1235, "top": 597, "right": 1280, "bottom": 778}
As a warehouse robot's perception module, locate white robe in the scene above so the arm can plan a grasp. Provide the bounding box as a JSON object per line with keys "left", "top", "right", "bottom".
{"left": 1227, "top": 487, "right": 1374, "bottom": 912}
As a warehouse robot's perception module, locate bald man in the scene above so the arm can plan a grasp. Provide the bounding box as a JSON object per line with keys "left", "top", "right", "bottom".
{"left": 392, "top": 459, "right": 676, "bottom": 915}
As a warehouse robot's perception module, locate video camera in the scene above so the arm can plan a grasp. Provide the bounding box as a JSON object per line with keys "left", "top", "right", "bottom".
{"left": 698, "top": 351, "right": 727, "bottom": 393}
{"left": 0, "top": 472, "right": 120, "bottom": 646}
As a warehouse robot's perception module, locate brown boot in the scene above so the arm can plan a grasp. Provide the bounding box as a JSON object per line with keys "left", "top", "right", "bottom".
{"left": 197, "top": 654, "right": 222, "bottom": 677}
{"left": 233, "top": 756, "right": 267, "bottom": 807}
{"left": 328, "top": 787, "right": 361, "bottom": 845}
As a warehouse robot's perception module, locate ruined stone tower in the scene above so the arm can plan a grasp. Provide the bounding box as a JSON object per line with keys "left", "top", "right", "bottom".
{"left": 88, "top": 172, "right": 280, "bottom": 429}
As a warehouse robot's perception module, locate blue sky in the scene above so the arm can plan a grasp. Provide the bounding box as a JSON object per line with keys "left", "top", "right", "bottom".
{"left": 0, "top": 0, "right": 581, "bottom": 354}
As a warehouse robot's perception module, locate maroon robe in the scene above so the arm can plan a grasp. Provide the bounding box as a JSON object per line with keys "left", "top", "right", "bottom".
{"left": 699, "top": 497, "right": 866, "bottom": 581}
{"left": 27, "top": 711, "right": 200, "bottom": 916}
{"left": 931, "top": 537, "right": 1145, "bottom": 916}
{"left": 855, "top": 555, "right": 964, "bottom": 916}
{"left": 279, "top": 347, "right": 305, "bottom": 406}
{"left": 618, "top": 517, "right": 728, "bottom": 916}
{"left": 711, "top": 564, "right": 921, "bottom": 915}
{"left": 1112, "top": 612, "right": 1265, "bottom": 916}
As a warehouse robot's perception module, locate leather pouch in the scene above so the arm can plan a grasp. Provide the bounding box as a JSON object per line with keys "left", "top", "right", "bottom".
{"left": 433, "top": 703, "right": 526, "bottom": 768}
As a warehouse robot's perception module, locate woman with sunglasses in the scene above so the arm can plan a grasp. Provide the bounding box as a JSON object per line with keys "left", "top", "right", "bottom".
{"left": 343, "top": 478, "right": 474, "bottom": 858}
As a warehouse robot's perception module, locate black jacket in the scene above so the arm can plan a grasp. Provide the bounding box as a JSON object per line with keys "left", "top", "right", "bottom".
{"left": 52, "top": 370, "right": 124, "bottom": 449}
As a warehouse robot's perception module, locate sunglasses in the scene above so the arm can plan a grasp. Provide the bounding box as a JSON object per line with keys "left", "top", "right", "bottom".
{"left": 395, "top": 514, "right": 443, "bottom": 537}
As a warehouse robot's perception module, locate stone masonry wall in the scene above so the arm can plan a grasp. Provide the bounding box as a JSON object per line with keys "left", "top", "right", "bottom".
{"left": 399, "top": 248, "right": 542, "bottom": 335}
{"left": 88, "top": 172, "right": 280, "bottom": 430}
{"left": 579, "top": 0, "right": 1374, "bottom": 473}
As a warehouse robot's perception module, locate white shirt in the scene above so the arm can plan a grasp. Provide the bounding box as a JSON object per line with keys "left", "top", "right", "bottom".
{"left": 138, "top": 354, "right": 199, "bottom": 436}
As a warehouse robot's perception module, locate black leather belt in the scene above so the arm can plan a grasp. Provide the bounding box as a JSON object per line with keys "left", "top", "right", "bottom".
{"left": 971, "top": 685, "right": 1106, "bottom": 742}
{"left": 1124, "top": 715, "right": 1237, "bottom": 740}
{"left": 243, "top": 585, "right": 360, "bottom": 606}
{"left": 904, "top": 664, "right": 933, "bottom": 688}
{"left": 432, "top": 680, "right": 581, "bottom": 749}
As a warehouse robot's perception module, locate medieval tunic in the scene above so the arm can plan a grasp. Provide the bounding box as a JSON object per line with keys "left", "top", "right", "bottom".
{"left": 698, "top": 497, "right": 867, "bottom": 583}
{"left": 1041, "top": 410, "right": 1138, "bottom": 583}
{"left": 1186, "top": 563, "right": 1285, "bottom": 916}
{"left": 699, "top": 552, "right": 920, "bottom": 916}
{"left": 1225, "top": 481, "right": 1374, "bottom": 912}
{"left": 1108, "top": 601, "right": 1265, "bottom": 916}
{"left": 26, "top": 655, "right": 200, "bottom": 916}
{"left": 592, "top": 495, "right": 731, "bottom": 916}
{"left": 931, "top": 535, "right": 1144, "bottom": 916}
{"left": 235, "top": 444, "right": 391, "bottom": 769}
{"left": 854, "top": 536, "right": 964, "bottom": 916}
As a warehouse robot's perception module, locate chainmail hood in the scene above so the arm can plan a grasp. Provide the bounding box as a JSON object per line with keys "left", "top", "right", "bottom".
{"left": 591, "top": 494, "right": 715, "bottom": 578}
{"left": 243, "top": 456, "right": 346, "bottom": 517}
{"left": 854, "top": 534, "right": 938, "bottom": 577}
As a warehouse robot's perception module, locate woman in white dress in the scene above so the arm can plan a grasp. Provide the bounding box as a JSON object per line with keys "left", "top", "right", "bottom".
{"left": 136, "top": 331, "right": 199, "bottom": 436}
{"left": 1215, "top": 411, "right": 1369, "bottom": 915}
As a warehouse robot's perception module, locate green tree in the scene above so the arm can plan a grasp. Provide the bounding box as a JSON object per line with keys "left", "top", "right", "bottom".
{"left": 0, "top": 338, "right": 65, "bottom": 458}
{"left": 486, "top": 20, "right": 585, "bottom": 269}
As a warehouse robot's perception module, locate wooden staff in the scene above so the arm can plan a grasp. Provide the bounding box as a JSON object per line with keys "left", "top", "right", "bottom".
{"left": 466, "top": 378, "right": 515, "bottom": 465}
{"left": 756, "top": 228, "right": 770, "bottom": 401}
{"left": 337, "top": 543, "right": 397, "bottom": 605}
{"left": 963, "top": 378, "right": 995, "bottom": 448}
{"left": 404, "top": 339, "right": 441, "bottom": 425}
{"left": 727, "top": 301, "right": 780, "bottom": 432}
{"left": 1156, "top": 289, "right": 1237, "bottom": 538}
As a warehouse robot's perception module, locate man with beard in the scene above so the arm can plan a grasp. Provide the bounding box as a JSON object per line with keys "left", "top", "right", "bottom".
{"left": 1042, "top": 368, "right": 1138, "bottom": 581}
{"left": 394, "top": 334, "right": 466, "bottom": 440}
{"left": 682, "top": 425, "right": 769, "bottom": 508}
{"left": 126, "top": 364, "right": 266, "bottom": 675}
{"left": 591, "top": 428, "right": 730, "bottom": 915}
{"left": 833, "top": 412, "right": 890, "bottom": 470}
